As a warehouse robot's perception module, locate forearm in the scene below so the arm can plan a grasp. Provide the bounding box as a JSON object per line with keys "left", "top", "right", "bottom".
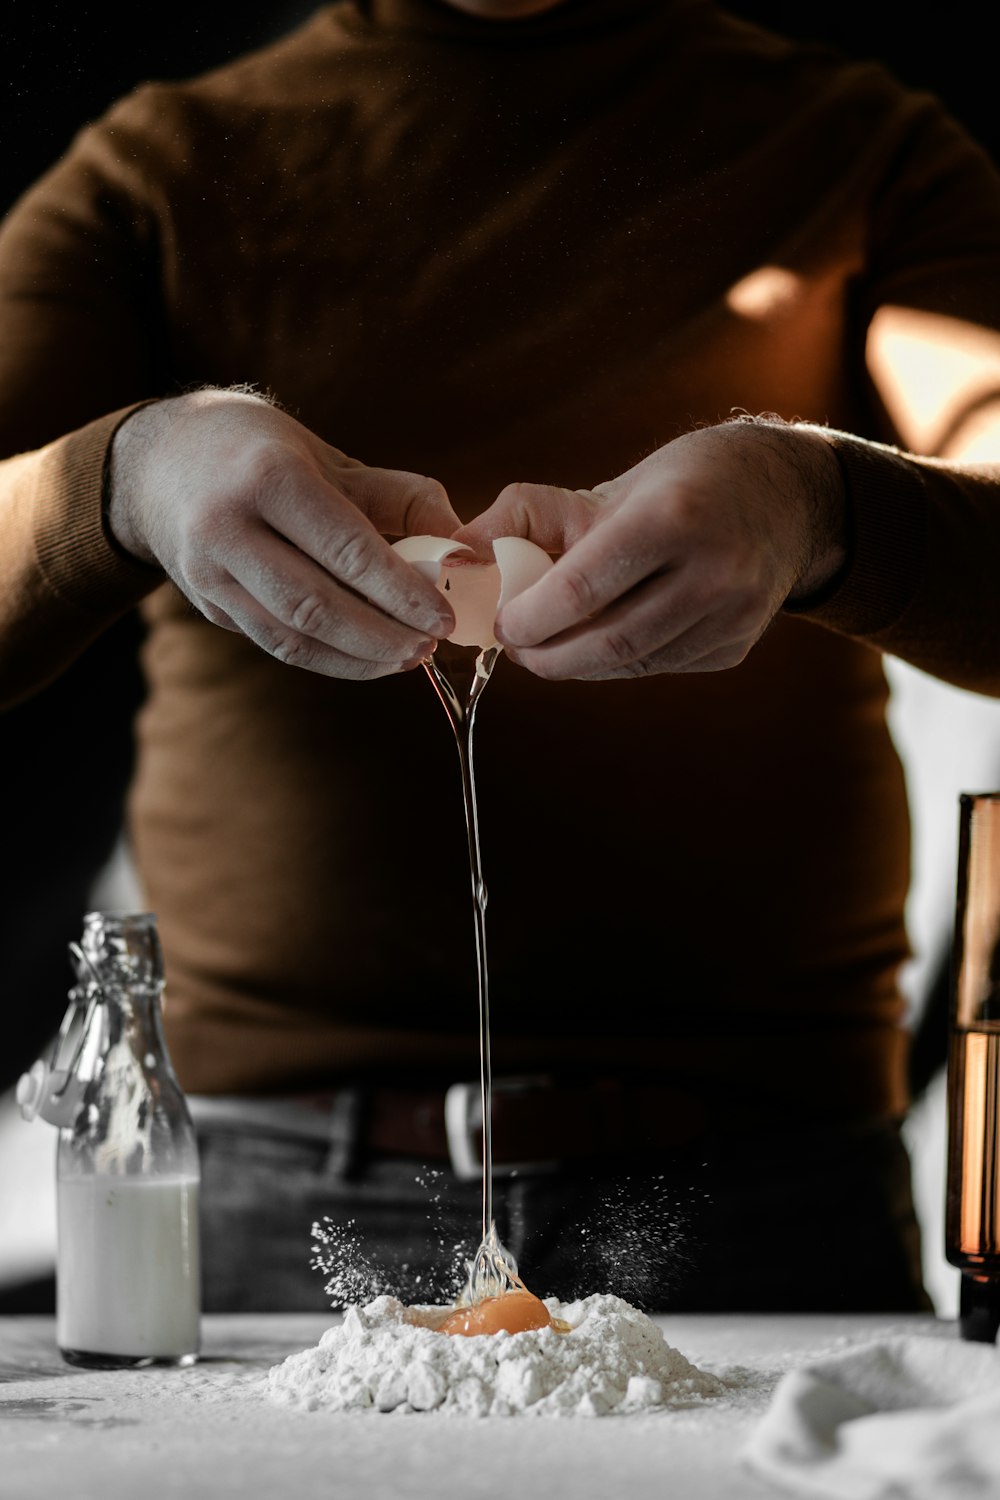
{"left": 721, "top": 415, "right": 849, "bottom": 604}
{"left": 823, "top": 300, "right": 1000, "bottom": 694}
{"left": 786, "top": 428, "right": 1000, "bottom": 695}
{"left": 0, "top": 408, "right": 161, "bottom": 708}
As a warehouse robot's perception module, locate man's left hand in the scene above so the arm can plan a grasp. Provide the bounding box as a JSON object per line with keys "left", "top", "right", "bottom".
{"left": 454, "top": 420, "right": 847, "bottom": 680}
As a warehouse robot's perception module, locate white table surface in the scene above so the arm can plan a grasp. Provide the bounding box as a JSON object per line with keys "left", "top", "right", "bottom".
{"left": 0, "top": 1311, "right": 945, "bottom": 1500}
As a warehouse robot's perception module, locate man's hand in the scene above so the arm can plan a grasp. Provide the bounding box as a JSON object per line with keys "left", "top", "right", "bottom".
{"left": 107, "top": 388, "right": 458, "bottom": 679}
{"left": 454, "top": 420, "right": 847, "bottom": 680}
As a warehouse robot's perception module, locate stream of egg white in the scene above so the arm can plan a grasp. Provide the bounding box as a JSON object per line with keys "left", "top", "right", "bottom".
{"left": 423, "top": 642, "right": 520, "bottom": 1301}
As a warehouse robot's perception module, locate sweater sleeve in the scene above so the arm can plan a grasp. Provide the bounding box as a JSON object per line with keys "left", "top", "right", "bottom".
{"left": 0, "top": 408, "right": 162, "bottom": 706}
{"left": 0, "top": 96, "right": 169, "bottom": 708}
{"left": 787, "top": 92, "right": 1000, "bottom": 695}
{"left": 787, "top": 435, "right": 1000, "bottom": 694}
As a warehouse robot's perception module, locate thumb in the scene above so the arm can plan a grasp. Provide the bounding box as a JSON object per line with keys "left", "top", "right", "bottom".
{"left": 454, "top": 481, "right": 602, "bottom": 558}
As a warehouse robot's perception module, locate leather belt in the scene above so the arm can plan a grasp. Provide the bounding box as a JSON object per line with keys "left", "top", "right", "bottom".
{"left": 188, "top": 1076, "right": 707, "bottom": 1180}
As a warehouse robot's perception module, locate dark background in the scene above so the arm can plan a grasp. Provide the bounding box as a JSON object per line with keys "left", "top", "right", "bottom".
{"left": 2, "top": 4, "right": 319, "bottom": 208}
{"left": 0, "top": 1, "right": 992, "bottom": 1305}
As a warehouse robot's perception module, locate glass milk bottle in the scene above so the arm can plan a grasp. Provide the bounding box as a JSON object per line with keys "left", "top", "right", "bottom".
{"left": 56, "top": 911, "right": 201, "bottom": 1366}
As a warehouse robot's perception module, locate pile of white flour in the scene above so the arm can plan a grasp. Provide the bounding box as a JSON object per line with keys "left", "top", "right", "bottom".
{"left": 267, "top": 1293, "right": 724, "bottom": 1417}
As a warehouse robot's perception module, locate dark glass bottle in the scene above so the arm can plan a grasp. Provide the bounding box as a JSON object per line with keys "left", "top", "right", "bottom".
{"left": 945, "top": 794, "right": 1000, "bottom": 1341}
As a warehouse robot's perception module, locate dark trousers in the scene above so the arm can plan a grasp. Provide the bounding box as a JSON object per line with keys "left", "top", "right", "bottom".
{"left": 196, "top": 1110, "right": 931, "bottom": 1314}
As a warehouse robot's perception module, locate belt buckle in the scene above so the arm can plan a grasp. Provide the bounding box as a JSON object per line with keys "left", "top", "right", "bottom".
{"left": 444, "top": 1076, "right": 559, "bottom": 1181}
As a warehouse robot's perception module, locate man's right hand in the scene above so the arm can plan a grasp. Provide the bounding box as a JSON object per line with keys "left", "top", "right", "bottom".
{"left": 107, "top": 388, "right": 458, "bottom": 679}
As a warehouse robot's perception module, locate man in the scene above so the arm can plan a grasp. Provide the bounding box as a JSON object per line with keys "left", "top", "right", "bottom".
{"left": 3, "top": 0, "right": 999, "bottom": 1311}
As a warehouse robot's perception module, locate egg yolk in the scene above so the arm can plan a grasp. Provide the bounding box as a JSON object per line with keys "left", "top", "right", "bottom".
{"left": 436, "top": 1288, "right": 553, "bottom": 1337}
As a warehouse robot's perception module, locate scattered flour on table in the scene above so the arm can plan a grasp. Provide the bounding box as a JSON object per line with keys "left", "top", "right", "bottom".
{"left": 267, "top": 1293, "right": 726, "bottom": 1417}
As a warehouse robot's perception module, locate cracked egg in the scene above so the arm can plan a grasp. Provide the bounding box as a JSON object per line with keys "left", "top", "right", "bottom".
{"left": 393, "top": 535, "right": 553, "bottom": 648}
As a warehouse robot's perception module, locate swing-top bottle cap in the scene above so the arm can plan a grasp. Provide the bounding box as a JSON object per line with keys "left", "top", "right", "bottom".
{"left": 18, "top": 913, "right": 173, "bottom": 1133}
{"left": 16, "top": 1058, "right": 89, "bottom": 1127}
{"left": 16, "top": 936, "right": 105, "bottom": 1129}
{"left": 81, "top": 910, "right": 163, "bottom": 992}
{"left": 15, "top": 1061, "right": 46, "bottom": 1121}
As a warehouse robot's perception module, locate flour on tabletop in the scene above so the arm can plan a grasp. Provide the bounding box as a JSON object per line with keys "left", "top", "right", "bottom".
{"left": 267, "top": 1292, "right": 726, "bottom": 1417}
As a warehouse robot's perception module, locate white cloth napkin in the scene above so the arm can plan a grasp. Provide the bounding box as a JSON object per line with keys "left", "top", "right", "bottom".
{"left": 743, "top": 1332, "right": 1000, "bottom": 1499}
